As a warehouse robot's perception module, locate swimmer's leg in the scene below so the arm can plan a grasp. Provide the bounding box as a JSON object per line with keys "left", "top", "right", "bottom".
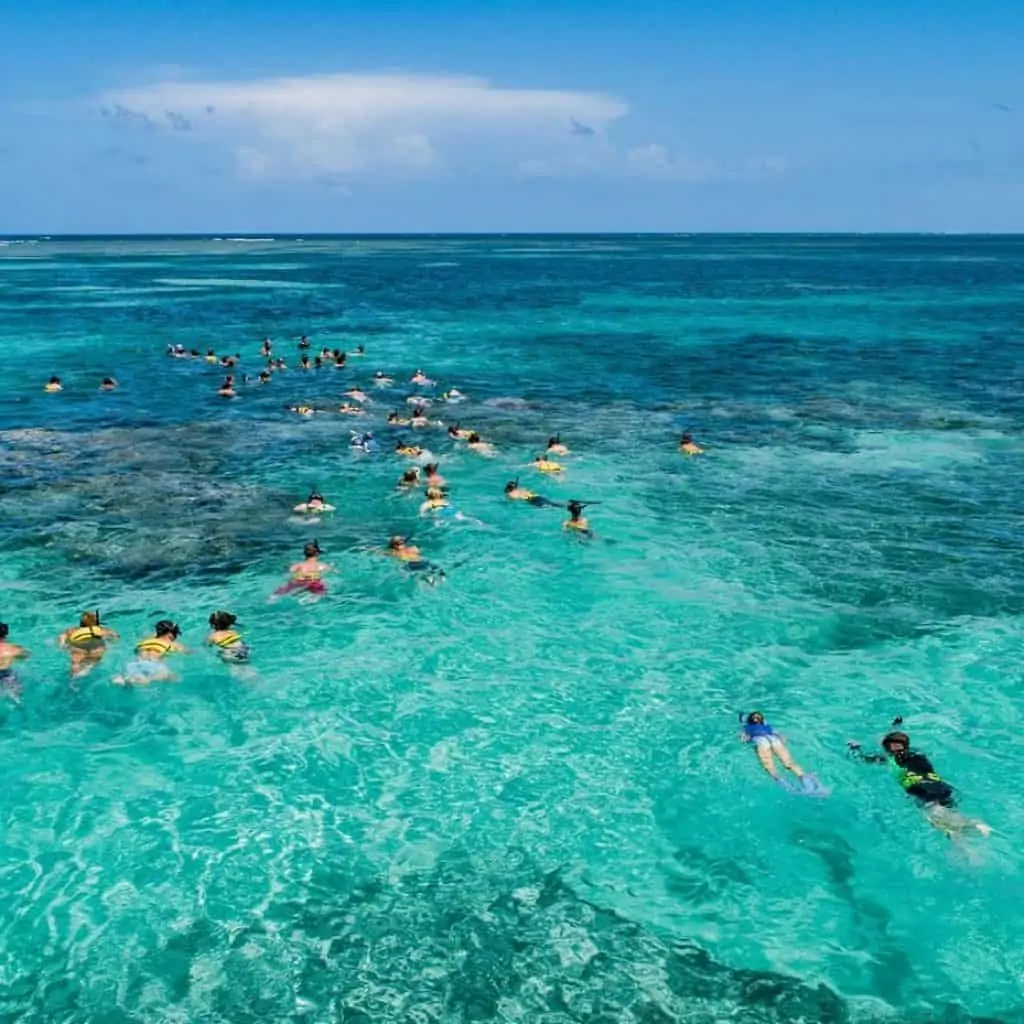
{"left": 771, "top": 737, "right": 805, "bottom": 778}
{"left": 926, "top": 804, "right": 992, "bottom": 837}
{"left": 754, "top": 741, "right": 780, "bottom": 780}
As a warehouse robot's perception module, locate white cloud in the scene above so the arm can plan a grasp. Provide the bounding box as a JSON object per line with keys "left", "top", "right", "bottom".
{"left": 95, "top": 71, "right": 628, "bottom": 183}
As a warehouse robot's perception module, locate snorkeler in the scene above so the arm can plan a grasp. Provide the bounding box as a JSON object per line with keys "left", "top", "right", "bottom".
{"left": 289, "top": 404, "right": 315, "bottom": 417}
{"left": 345, "top": 388, "right": 370, "bottom": 404}
{"left": 547, "top": 435, "right": 570, "bottom": 456}
{"left": 298, "top": 334, "right": 311, "bottom": 350}
{"left": 58, "top": 610, "right": 119, "bottom": 679}
{"left": 205, "top": 349, "right": 218, "bottom": 364}
{"left": 848, "top": 723, "right": 991, "bottom": 836}
{"left": 298, "top": 355, "right": 311, "bottom": 370}
{"left": 100, "top": 377, "right": 118, "bottom": 391}
{"left": 504, "top": 480, "right": 562, "bottom": 508}
{"left": 0, "top": 622, "right": 29, "bottom": 700}
{"left": 44, "top": 375, "right": 63, "bottom": 392}
{"left": 114, "top": 620, "right": 185, "bottom": 686}
{"left": 273, "top": 542, "right": 331, "bottom": 601}
{"left": 374, "top": 370, "right": 394, "bottom": 386}
{"left": 447, "top": 423, "right": 473, "bottom": 440}
{"left": 679, "top": 432, "right": 704, "bottom": 456}
{"left": 354, "top": 344, "right": 365, "bottom": 356}
{"left": 424, "top": 463, "right": 447, "bottom": 489}
{"left": 563, "top": 500, "right": 596, "bottom": 537}
{"left": 410, "top": 369, "right": 433, "bottom": 386}
{"left": 399, "top": 468, "right": 421, "bottom": 489}
{"left": 218, "top": 375, "right": 237, "bottom": 398}
{"left": 740, "top": 711, "right": 826, "bottom": 794}
{"left": 259, "top": 338, "right": 273, "bottom": 358}
{"left": 396, "top": 440, "right": 423, "bottom": 457}
{"left": 206, "top": 611, "right": 250, "bottom": 663}
{"left": 293, "top": 491, "right": 336, "bottom": 515}
{"left": 467, "top": 432, "right": 495, "bottom": 456}
{"left": 388, "top": 410, "right": 412, "bottom": 426}
{"left": 410, "top": 407, "right": 431, "bottom": 428}
{"left": 338, "top": 402, "right": 362, "bottom": 415}
{"left": 350, "top": 431, "right": 378, "bottom": 453}
{"left": 334, "top": 350, "right": 347, "bottom": 368}
{"left": 441, "top": 387, "right": 465, "bottom": 403}
{"left": 258, "top": 369, "right": 272, "bottom": 384}
{"left": 532, "top": 454, "right": 564, "bottom": 474}
{"left": 385, "top": 535, "right": 445, "bottom": 583}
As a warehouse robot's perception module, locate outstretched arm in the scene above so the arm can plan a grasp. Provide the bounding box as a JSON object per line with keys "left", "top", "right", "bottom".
{"left": 847, "top": 742, "right": 887, "bottom": 764}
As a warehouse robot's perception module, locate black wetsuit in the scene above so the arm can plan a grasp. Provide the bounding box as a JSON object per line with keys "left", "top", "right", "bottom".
{"left": 897, "top": 751, "right": 956, "bottom": 807}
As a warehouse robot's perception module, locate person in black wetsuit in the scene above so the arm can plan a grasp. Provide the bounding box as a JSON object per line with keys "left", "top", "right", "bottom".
{"left": 848, "top": 728, "right": 991, "bottom": 836}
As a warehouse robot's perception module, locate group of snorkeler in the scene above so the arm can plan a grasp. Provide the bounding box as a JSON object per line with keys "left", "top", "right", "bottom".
{"left": 739, "top": 710, "right": 991, "bottom": 839}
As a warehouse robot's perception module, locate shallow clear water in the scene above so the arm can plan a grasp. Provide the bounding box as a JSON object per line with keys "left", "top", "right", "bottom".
{"left": 1, "top": 235, "right": 1023, "bottom": 1023}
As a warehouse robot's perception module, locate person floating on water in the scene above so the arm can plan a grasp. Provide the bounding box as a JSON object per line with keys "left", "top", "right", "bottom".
{"left": 374, "top": 370, "right": 394, "bottom": 386}
{"left": 99, "top": 377, "right": 118, "bottom": 391}
{"left": 410, "top": 369, "right": 432, "bottom": 386}
{"left": 848, "top": 721, "right": 991, "bottom": 836}
{"left": 410, "top": 407, "right": 431, "bottom": 428}
{"left": 679, "top": 432, "right": 704, "bottom": 456}
{"left": 424, "top": 463, "right": 446, "bottom": 490}
{"left": 399, "top": 468, "right": 421, "bottom": 489}
{"left": 353, "top": 344, "right": 365, "bottom": 357}
{"left": 114, "top": 620, "right": 184, "bottom": 686}
{"left": 740, "top": 711, "right": 826, "bottom": 795}
{"left": 345, "top": 388, "right": 370, "bottom": 404}
{"left": 259, "top": 338, "right": 273, "bottom": 358}
{"left": 206, "top": 611, "right": 250, "bottom": 663}
{"left": 44, "top": 375, "right": 63, "bottom": 393}
{"left": 447, "top": 423, "right": 473, "bottom": 440}
{"left": 351, "top": 431, "right": 377, "bottom": 453}
{"left": 0, "top": 622, "right": 29, "bottom": 701}
{"left": 298, "top": 334, "right": 311, "bottom": 350}
{"left": 396, "top": 440, "right": 423, "bottom": 458}
{"left": 333, "top": 350, "right": 347, "bottom": 368}
{"left": 547, "top": 435, "right": 570, "bottom": 456}
{"left": 58, "top": 610, "right": 118, "bottom": 679}
{"left": 385, "top": 535, "right": 445, "bottom": 584}
{"left": 338, "top": 402, "right": 362, "bottom": 415}
{"left": 258, "top": 369, "right": 272, "bottom": 385}
{"left": 532, "top": 453, "right": 563, "bottom": 474}
{"left": 205, "top": 349, "right": 218, "bottom": 364}
{"left": 505, "top": 480, "right": 562, "bottom": 508}
{"left": 563, "top": 500, "right": 596, "bottom": 537}
{"left": 298, "top": 355, "right": 311, "bottom": 370}
{"left": 388, "top": 410, "right": 411, "bottom": 426}
{"left": 441, "top": 388, "right": 465, "bottom": 403}
{"left": 273, "top": 542, "right": 331, "bottom": 601}
{"left": 293, "top": 491, "right": 336, "bottom": 516}
{"left": 218, "top": 375, "right": 237, "bottom": 398}
{"left": 289, "top": 404, "right": 315, "bottom": 417}
{"left": 467, "top": 432, "right": 495, "bottom": 456}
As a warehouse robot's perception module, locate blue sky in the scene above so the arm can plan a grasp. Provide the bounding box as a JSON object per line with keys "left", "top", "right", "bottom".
{"left": 1, "top": 0, "right": 1022, "bottom": 232}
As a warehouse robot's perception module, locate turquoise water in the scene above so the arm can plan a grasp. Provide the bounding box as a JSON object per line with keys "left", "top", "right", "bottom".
{"left": 1, "top": 234, "right": 1023, "bottom": 1023}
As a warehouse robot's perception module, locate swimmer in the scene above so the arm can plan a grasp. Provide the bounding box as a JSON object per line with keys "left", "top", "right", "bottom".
{"left": 399, "top": 468, "right": 421, "bottom": 489}
{"left": 258, "top": 369, "right": 272, "bottom": 384}
{"left": 44, "top": 375, "right": 63, "bottom": 393}
{"left": 388, "top": 410, "right": 412, "bottom": 426}
{"left": 0, "top": 622, "right": 29, "bottom": 701}
{"left": 273, "top": 542, "right": 331, "bottom": 601}
{"left": 113, "top": 620, "right": 184, "bottom": 686}
{"left": 299, "top": 355, "right": 312, "bottom": 370}
{"left": 405, "top": 394, "right": 432, "bottom": 407}
{"left": 259, "top": 338, "right": 273, "bottom": 358}
{"left": 532, "top": 454, "right": 563, "bottom": 474}
{"left": 447, "top": 424, "right": 473, "bottom": 440}
{"left": 848, "top": 723, "right": 991, "bottom": 836}
{"left": 410, "top": 369, "right": 432, "bottom": 386}
{"left": 563, "top": 500, "right": 595, "bottom": 537}
{"left": 205, "top": 349, "right": 218, "bottom": 364}
{"left": 273, "top": 357, "right": 287, "bottom": 370}
{"left": 314, "top": 356, "right": 323, "bottom": 369}
{"left": 355, "top": 344, "right": 365, "bottom": 356}
{"left": 740, "top": 712, "right": 823, "bottom": 794}
{"left": 441, "top": 387, "right": 465, "bottom": 403}
{"left": 334, "top": 351, "right": 347, "bottom": 368}
{"left": 547, "top": 435, "right": 570, "bottom": 456}
{"left": 679, "top": 432, "right": 704, "bottom": 456}
{"left": 221, "top": 354, "right": 240, "bottom": 367}
{"left": 298, "top": 334, "right": 311, "bottom": 350}
{"left": 345, "top": 389, "right": 370, "bottom": 404}
{"left": 218, "top": 376, "right": 237, "bottom": 398}
{"left": 338, "top": 403, "right": 363, "bottom": 415}
{"left": 100, "top": 377, "right": 118, "bottom": 391}
{"left": 58, "top": 610, "right": 119, "bottom": 679}
{"left": 170, "top": 344, "right": 188, "bottom": 359}
{"left": 424, "top": 463, "right": 447, "bottom": 489}
{"left": 504, "top": 480, "right": 562, "bottom": 508}
{"left": 374, "top": 370, "right": 394, "bottom": 386}
{"left": 289, "top": 405, "right": 315, "bottom": 417}
{"left": 320, "top": 347, "right": 334, "bottom": 361}
{"left": 385, "top": 535, "right": 445, "bottom": 583}
{"left": 351, "top": 431, "right": 378, "bottom": 453}
{"left": 467, "top": 432, "right": 495, "bottom": 455}
{"left": 206, "top": 610, "right": 250, "bottom": 663}
{"left": 293, "top": 491, "right": 336, "bottom": 515}
{"left": 396, "top": 441, "right": 423, "bottom": 458}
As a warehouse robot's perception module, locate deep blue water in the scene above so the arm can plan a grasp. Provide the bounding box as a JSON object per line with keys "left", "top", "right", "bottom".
{"left": 1, "top": 234, "right": 1023, "bottom": 1023}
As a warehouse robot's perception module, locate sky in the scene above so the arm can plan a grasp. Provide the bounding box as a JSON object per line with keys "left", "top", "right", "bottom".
{"left": 0, "top": 0, "right": 1022, "bottom": 232}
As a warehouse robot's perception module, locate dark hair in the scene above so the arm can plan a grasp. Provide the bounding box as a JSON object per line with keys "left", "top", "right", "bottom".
{"left": 745, "top": 711, "right": 764, "bottom": 725}
{"left": 0, "top": 622, "right": 8, "bottom": 640}
{"left": 882, "top": 731, "right": 910, "bottom": 751}
{"left": 208, "top": 610, "right": 237, "bottom": 630}
{"left": 304, "top": 541, "right": 321, "bottom": 558}
{"left": 155, "top": 620, "right": 181, "bottom": 638}
{"left": 504, "top": 481, "right": 516, "bottom": 492}
{"left": 81, "top": 610, "right": 100, "bottom": 627}
{"left": 548, "top": 436, "right": 558, "bottom": 446}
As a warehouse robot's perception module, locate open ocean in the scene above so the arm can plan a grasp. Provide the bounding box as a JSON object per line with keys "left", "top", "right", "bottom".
{"left": 1, "top": 234, "right": 1023, "bottom": 1023}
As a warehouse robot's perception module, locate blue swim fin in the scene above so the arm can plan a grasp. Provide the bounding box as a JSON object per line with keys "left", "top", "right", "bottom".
{"left": 799, "top": 774, "right": 830, "bottom": 798}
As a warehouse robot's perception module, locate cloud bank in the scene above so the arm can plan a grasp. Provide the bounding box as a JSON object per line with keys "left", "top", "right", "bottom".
{"left": 96, "top": 71, "right": 629, "bottom": 183}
